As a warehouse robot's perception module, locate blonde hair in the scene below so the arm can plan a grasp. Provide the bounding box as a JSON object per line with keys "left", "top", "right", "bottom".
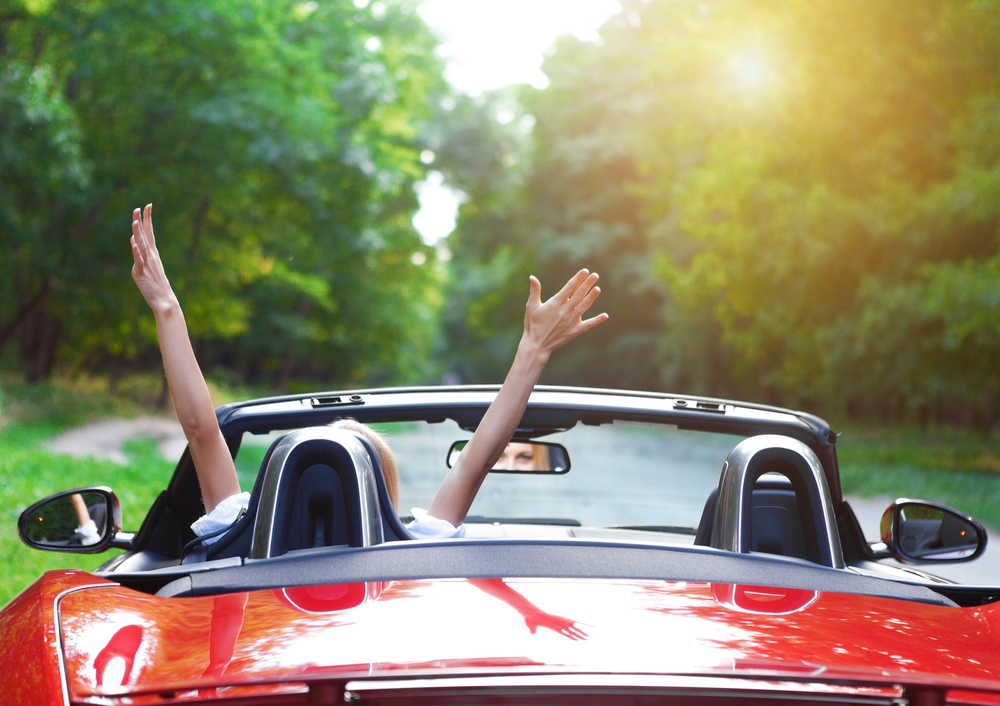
{"left": 532, "top": 443, "right": 550, "bottom": 471}
{"left": 330, "top": 418, "right": 399, "bottom": 510}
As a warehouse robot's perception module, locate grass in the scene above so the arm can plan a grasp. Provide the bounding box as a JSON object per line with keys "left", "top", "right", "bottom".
{"left": 0, "top": 429, "right": 176, "bottom": 606}
{"left": 837, "top": 423, "right": 1000, "bottom": 529}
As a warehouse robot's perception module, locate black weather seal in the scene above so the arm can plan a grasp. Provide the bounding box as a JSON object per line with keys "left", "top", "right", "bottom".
{"left": 151, "top": 539, "right": 957, "bottom": 607}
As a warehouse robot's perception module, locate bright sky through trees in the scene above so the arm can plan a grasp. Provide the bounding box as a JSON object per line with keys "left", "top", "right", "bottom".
{"left": 411, "top": 0, "right": 622, "bottom": 245}
{"left": 417, "top": 0, "right": 622, "bottom": 95}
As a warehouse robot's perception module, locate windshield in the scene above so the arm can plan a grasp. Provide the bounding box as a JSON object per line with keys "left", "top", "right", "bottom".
{"left": 382, "top": 420, "right": 743, "bottom": 531}
{"left": 237, "top": 419, "right": 744, "bottom": 531}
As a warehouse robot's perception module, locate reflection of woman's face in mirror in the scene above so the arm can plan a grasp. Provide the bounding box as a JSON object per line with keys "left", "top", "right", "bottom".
{"left": 495, "top": 442, "right": 537, "bottom": 471}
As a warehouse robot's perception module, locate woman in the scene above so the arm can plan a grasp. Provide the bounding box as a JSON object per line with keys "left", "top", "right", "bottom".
{"left": 129, "top": 203, "right": 607, "bottom": 541}
{"left": 493, "top": 441, "right": 550, "bottom": 472}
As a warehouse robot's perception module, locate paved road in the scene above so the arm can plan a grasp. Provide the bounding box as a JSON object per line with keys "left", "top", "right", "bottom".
{"left": 45, "top": 416, "right": 188, "bottom": 464}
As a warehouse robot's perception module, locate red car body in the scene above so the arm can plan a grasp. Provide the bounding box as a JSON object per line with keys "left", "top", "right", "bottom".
{"left": 5, "top": 387, "right": 998, "bottom": 705}
{"left": 5, "top": 570, "right": 1000, "bottom": 704}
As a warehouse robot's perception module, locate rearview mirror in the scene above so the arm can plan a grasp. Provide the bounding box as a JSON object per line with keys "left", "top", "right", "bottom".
{"left": 18, "top": 487, "right": 122, "bottom": 553}
{"left": 447, "top": 441, "right": 570, "bottom": 474}
{"left": 879, "top": 499, "right": 987, "bottom": 564}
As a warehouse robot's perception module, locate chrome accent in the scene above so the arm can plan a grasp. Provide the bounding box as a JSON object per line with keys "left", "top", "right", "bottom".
{"left": 110, "top": 531, "right": 135, "bottom": 549}
{"left": 250, "top": 427, "right": 384, "bottom": 560}
{"left": 54, "top": 583, "right": 118, "bottom": 706}
{"left": 712, "top": 434, "right": 844, "bottom": 569}
{"left": 869, "top": 541, "right": 893, "bottom": 560}
{"left": 342, "top": 674, "right": 901, "bottom": 701}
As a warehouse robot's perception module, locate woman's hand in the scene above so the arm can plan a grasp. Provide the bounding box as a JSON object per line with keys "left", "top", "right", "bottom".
{"left": 130, "top": 204, "right": 176, "bottom": 312}
{"left": 523, "top": 611, "right": 589, "bottom": 641}
{"left": 426, "top": 270, "right": 608, "bottom": 527}
{"left": 521, "top": 270, "right": 607, "bottom": 362}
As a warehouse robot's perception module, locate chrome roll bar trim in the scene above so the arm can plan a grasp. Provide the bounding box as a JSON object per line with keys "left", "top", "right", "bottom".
{"left": 251, "top": 427, "right": 385, "bottom": 560}
{"left": 712, "top": 434, "right": 844, "bottom": 569}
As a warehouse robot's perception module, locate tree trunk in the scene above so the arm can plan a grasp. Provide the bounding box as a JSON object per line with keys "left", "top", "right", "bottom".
{"left": 22, "top": 308, "right": 62, "bottom": 382}
{"left": 188, "top": 198, "right": 210, "bottom": 265}
{"left": 0, "top": 278, "right": 51, "bottom": 355}
{"left": 108, "top": 356, "right": 124, "bottom": 394}
{"left": 157, "top": 372, "right": 170, "bottom": 410}
{"left": 276, "top": 297, "right": 312, "bottom": 393}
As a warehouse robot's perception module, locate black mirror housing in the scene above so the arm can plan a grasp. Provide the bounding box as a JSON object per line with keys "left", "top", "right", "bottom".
{"left": 18, "top": 487, "right": 122, "bottom": 553}
{"left": 879, "top": 499, "right": 987, "bottom": 564}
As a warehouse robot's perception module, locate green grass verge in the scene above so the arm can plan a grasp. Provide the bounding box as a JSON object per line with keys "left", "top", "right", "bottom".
{"left": 0, "top": 371, "right": 272, "bottom": 607}
{"left": 837, "top": 424, "right": 1000, "bottom": 529}
{"left": 0, "top": 427, "right": 176, "bottom": 607}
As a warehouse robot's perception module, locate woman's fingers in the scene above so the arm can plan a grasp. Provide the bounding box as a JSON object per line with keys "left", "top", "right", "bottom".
{"left": 130, "top": 235, "right": 141, "bottom": 263}
{"left": 143, "top": 203, "right": 155, "bottom": 245}
{"left": 553, "top": 269, "right": 590, "bottom": 303}
{"left": 523, "top": 270, "right": 608, "bottom": 350}
{"left": 580, "top": 312, "right": 609, "bottom": 331}
{"left": 527, "top": 275, "right": 542, "bottom": 309}
{"left": 132, "top": 203, "right": 164, "bottom": 273}
{"left": 567, "top": 272, "right": 599, "bottom": 307}
{"left": 576, "top": 284, "right": 602, "bottom": 314}
{"left": 132, "top": 216, "right": 149, "bottom": 263}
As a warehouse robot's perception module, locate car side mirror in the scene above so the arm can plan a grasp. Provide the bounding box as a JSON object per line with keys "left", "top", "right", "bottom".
{"left": 878, "top": 499, "right": 987, "bottom": 564}
{"left": 447, "top": 440, "right": 571, "bottom": 473}
{"left": 18, "top": 487, "right": 122, "bottom": 553}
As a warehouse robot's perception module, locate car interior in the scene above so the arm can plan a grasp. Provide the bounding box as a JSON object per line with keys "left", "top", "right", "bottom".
{"left": 75, "top": 422, "right": 980, "bottom": 610}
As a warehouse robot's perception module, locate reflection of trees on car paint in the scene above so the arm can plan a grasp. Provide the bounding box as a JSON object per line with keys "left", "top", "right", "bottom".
{"left": 637, "top": 580, "right": 994, "bottom": 677}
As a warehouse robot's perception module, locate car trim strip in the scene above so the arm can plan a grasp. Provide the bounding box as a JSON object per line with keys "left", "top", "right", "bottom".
{"left": 53, "top": 582, "right": 119, "bottom": 706}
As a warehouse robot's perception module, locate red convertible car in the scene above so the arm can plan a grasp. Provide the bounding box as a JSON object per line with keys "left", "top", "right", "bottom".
{"left": 3, "top": 385, "right": 998, "bottom": 705}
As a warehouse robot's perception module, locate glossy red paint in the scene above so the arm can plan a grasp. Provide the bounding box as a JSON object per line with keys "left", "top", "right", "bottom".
{"left": 0, "top": 571, "right": 116, "bottom": 706}
{"left": 47, "top": 574, "right": 1000, "bottom": 702}
{"left": 949, "top": 690, "right": 1000, "bottom": 705}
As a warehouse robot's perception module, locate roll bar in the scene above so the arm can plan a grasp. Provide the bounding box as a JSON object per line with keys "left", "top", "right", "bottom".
{"left": 712, "top": 434, "right": 844, "bottom": 569}
{"left": 250, "top": 428, "right": 385, "bottom": 560}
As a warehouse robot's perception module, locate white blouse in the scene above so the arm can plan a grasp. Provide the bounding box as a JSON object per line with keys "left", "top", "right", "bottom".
{"left": 191, "top": 492, "right": 465, "bottom": 545}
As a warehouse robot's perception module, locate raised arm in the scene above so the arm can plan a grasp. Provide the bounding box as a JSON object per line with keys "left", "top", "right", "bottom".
{"left": 130, "top": 204, "right": 241, "bottom": 513}
{"left": 426, "top": 269, "right": 608, "bottom": 526}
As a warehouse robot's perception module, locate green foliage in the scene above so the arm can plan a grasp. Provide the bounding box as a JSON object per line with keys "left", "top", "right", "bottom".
{"left": 635, "top": 0, "right": 1000, "bottom": 416}
{"left": 429, "top": 90, "right": 537, "bottom": 382}
{"left": 0, "top": 371, "right": 277, "bottom": 605}
{"left": 0, "top": 375, "right": 146, "bottom": 428}
{"left": 440, "top": 0, "right": 1000, "bottom": 426}
{"left": 0, "top": 0, "right": 446, "bottom": 388}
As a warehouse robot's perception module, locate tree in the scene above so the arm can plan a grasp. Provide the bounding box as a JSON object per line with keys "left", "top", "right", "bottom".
{"left": 441, "top": 0, "right": 1000, "bottom": 429}
{"left": 0, "top": 0, "right": 447, "bottom": 388}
